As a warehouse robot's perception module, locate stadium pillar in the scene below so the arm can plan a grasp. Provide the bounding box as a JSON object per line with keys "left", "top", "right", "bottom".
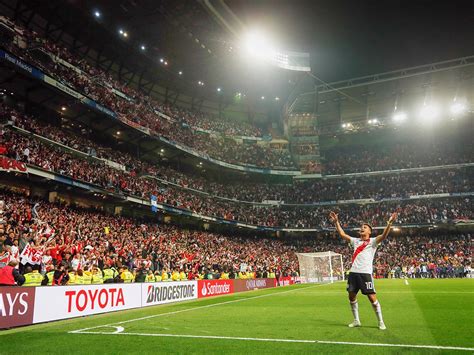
{"left": 48, "top": 191, "right": 58, "bottom": 203}
{"left": 114, "top": 206, "right": 122, "bottom": 216}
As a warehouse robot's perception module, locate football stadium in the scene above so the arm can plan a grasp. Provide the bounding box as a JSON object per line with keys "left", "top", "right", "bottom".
{"left": 0, "top": 0, "right": 473, "bottom": 353}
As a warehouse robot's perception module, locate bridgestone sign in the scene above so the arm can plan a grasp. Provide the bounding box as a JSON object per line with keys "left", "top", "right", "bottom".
{"left": 144, "top": 282, "right": 197, "bottom": 306}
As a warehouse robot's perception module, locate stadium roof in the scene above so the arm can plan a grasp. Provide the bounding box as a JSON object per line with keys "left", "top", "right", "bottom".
{"left": 3, "top": 0, "right": 473, "bottom": 115}
{"left": 229, "top": 0, "right": 474, "bottom": 82}
{"left": 6, "top": 0, "right": 473, "bottom": 103}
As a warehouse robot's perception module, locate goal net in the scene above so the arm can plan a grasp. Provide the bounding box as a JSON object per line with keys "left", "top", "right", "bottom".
{"left": 296, "top": 251, "right": 344, "bottom": 283}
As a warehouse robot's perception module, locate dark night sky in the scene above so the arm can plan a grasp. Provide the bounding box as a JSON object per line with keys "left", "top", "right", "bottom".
{"left": 229, "top": 0, "right": 474, "bottom": 82}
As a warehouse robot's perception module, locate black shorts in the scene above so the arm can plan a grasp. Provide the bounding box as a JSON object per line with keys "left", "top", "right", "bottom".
{"left": 347, "top": 272, "right": 376, "bottom": 295}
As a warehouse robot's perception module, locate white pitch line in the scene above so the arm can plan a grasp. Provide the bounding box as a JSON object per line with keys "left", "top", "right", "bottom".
{"left": 294, "top": 291, "right": 474, "bottom": 294}
{"left": 69, "top": 283, "right": 333, "bottom": 334}
{"left": 71, "top": 331, "right": 474, "bottom": 352}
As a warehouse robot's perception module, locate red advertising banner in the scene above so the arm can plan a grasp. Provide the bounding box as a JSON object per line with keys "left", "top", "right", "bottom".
{"left": 0, "top": 156, "right": 27, "bottom": 173}
{"left": 0, "top": 287, "right": 36, "bottom": 328}
{"left": 275, "top": 276, "right": 295, "bottom": 287}
{"left": 234, "top": 278, "right": 274, "bottom": 293}
{"left": 197, "top": 279, "right": 233, "bottom": 298}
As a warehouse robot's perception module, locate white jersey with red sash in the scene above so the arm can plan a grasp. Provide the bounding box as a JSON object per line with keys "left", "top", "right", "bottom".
{"left": 349, "top": 237, "right": 378, "bottom": 274}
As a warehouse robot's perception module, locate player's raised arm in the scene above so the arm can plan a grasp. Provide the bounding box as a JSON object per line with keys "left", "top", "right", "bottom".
{"left": 329, "top": 211, "right": 352, "bottom": 242}
{"left": 375, "top": 212, "right": 398, "bottom": 244}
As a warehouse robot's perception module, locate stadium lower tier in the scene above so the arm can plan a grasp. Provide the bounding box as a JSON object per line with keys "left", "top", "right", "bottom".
{"left": 0, "top": 189, "right": 470, "bottom": 287}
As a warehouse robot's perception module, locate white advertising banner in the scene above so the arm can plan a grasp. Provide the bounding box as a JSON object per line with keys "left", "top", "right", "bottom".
{"left": 142, "top": 281, "right": 197, "bottom": 307}
{"left": 33, "top": 283, "right": 142, "bottom": 323}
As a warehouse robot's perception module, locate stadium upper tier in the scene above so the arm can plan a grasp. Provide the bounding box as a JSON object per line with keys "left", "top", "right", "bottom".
{"left": 0, "top": 17, "right": 296, "bottom": 171}
{"left": 0, "top": 189, "right": 470, "bottom": 279}
{"left": 322, "top": 144, "right": 474, "bottom": 175}
{"left": 3, "top": 105, "right": 473, "bottom": 204}
{"left": 1, "top": 105, "right": 472, "bottom": 229}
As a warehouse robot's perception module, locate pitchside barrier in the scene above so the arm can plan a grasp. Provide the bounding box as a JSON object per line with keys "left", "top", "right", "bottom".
{"left": 0, "top": 278, "right": 296, "bottom": 329}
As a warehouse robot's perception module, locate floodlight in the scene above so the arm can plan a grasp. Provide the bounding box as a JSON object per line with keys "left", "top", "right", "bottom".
{"left": 178, "top": 71, "right": 183, "bottom": 75}
{"left": 392, "top": 112, "right": 407, "bottom": 122}
{"left": 261, "top": 96, "right": 265, "bottom": 100}
{"left": 242, "top": 30, "right": 274, "bottom": 61}
{"left": 94, "top": 11, "right": 101, "bottom": 18}
{"left": 160, "top": 58, "right": 164, "bottom": 63}
{"left": 123, "top": 32, "right": 128, "bottom": 38}
{"left": 419, "top": 104, "right": 440, "bottom": 121}
{"left": 119, "top": 29, "right": 124, "bottom": 35}
{"left": 164, "top": 61, "right": 168, "bottom": 65}
{"left": 217, "top": 87, "right": 221, "bottom": 92}
{"left": 140, "top": 45, "right": 146, "bottom": 50}
{"left": 450, "top": 102, "right": 466, "bottom": 116}
{"left": 61, "top": 106, "right": 67, "bottom": 111}
{"left": 341, "top": 123, "right": 347, "bottom": 128}
{"left": 275, "top": 97, "right": 280, "bottom": 101}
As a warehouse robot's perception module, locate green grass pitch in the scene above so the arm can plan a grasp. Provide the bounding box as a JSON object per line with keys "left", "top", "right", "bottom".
{"left": 1, "top": 279, "right": 473, "bottom": 354}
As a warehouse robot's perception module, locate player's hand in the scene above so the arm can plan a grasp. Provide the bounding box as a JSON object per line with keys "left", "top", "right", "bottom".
{"left": 329, "top": 211, "right": 338, "bottom": 223}
{"left": 388, "top": 212, "right": 398, "bottom": 224}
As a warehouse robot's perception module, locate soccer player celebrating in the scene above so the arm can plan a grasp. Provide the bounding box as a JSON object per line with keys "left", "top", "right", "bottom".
{"left": 329, "top": 211, "right": 398, "bottom": 330}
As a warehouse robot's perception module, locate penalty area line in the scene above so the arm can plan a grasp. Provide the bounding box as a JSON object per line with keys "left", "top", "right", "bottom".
{"left": 71, "top": 331, "right": 474, "bottom": 351}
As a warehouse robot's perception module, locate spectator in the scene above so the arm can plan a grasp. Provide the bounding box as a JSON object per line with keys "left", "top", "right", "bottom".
{"left": 0, "top": 260, "right": 25, "bottom": 286}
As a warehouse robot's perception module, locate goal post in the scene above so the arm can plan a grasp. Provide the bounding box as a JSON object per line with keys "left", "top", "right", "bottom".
{"left": 296, "top": 251, "right": 344, "bottom": 284}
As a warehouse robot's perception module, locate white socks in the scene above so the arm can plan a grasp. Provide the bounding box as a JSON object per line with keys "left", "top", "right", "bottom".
{"left": 350, "top": 299, "right": 384, "bottom": 326}
{"left": 371, "top": 300, "right": 384, "bottom": 323}
{"left": 350, "top": 300, "right": 360, "bottom": 322}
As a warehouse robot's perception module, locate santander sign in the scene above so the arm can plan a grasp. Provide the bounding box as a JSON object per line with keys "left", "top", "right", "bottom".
{"left": 198, "top": 280, "right": 233, "bottom": 298}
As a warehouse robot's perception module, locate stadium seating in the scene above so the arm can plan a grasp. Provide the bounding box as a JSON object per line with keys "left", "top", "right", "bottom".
{"left": 1, "top": 104, "right": 472, "bottom": 229}
{"left": 0, "top": 190, "right": 470, "bottom": 284}
{"left": 0, "top": 20, "right": 296, "bottom": 170}
{"left": 0, "top": 15, "right": 471, "bottom": 288}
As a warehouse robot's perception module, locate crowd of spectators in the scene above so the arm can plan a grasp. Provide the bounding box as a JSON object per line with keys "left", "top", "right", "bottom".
{"left": 210, "top": 198, "right": 473, "bottom": 228}
{"left": 0, "top": 105, "right": 472, "bottom": 228}
{"left": 2, "top": 104, "right": 472, "bottom": 206}
{"left": 4, "top": 19, "right": 474, "bottom": 172}
{"left": 1, "top": 19, "right": 298, "bottom": 170}
{"left": 0, "top": 17, "right": 471, "bottom": 290}
{"left": 0, "top": 190, "right": 300, "bottom": 282}
{"left": 0, "top": 191, "right": 470, "bottom": 286}
{"left": 323, "top": 143, "right": 473, "bottom": 174}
